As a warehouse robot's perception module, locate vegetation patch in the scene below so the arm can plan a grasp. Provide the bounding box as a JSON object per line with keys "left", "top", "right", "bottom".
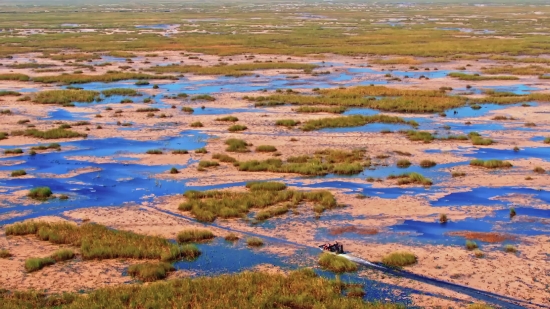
{"left": 147, "top": 63, "right": 317, "bottom": 76}
{"left": 33, "top": 72, "right": 176, "bottom": 84}
{"left": 31, "top": 143, "right": 61, "bottom": 151}
{"left": 216, "top": 116, "right": 238, "bottom": 122}
{"left": 295, "top": 106, "right": 347, "bottom": 114}
{"left": 34, "top": 90, "right": 99, "bottom": 105}
{"left": 176, "top": 229, "right": 215, "bottom": 243}
{"left": 11, "top": 128, "right": 86, "bottom": 139}
{"left": 419, "top": 160, "right": 436, "bottom": 168}
{"left": 328, "top": 226, "right": 378, "bottom": 236}
{"left": 178, "top": 185, "right": 337, "bottom": 222}
{"left": 318, "top": 253, "right": 358, "bottom": 273}
{"left": 448, "top": 73, "right": 519, "bottom": 81}
{"left": 0, "top": 268, "right": 403, "bottom": 308}
{"left": 470, "top": 159, "right": 512, "bottom": 169}
{"left": 228, "top": 124, "right": 248, "bottom": 132}
{"left": 246, "top": 181, "right": 287, "bottom": 191}
{"left": 301, "top": 115, "right": 417, "bottom": 132}
{"left": 381, "top": 251, "right": 417, "bottom": 267}
{"left": 28, "top": 187, "right": 53, "bottom": 200}
{"left": 388, "top": 173, "right": 432, "bottom": 186}
{"left": 212, "top": 153, "right": 237, "bottom": 163}
{"left": 246, "top": 237, "right": 264, "bottom": 247}
{"left": 255, "top": 145, "right": 277, "bottom": 152}
{"left": 128, "top": 262, "right": 175, "bottom": 282}
{"left": 4, "top": 148, "right": 23, "bottom": 155}
{"left": 275, "top": 119, "right": 300, "bottom": 128}
{"left": 101, "top": 88, "right": 140, "bottom": 97}
{"left": 51, "top": 249, "right": 75, "bottom": 262}
{"left": 25, "top": 257, "right": 55, "bottom": 272}
{"left": 5, "top": 221, "right": 192, "bottom": 261}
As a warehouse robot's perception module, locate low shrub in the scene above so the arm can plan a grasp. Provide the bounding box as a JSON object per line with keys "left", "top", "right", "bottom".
{"left": 504, "top": 245, "right": 517, "bottom": 253}
{"left": 224, "top": 233, "right": 239, "bottom": 241}
{"left": 318, "top": 253, "right": 358, "bottom": 273}
{"left": 225, "top": 138, "right": 249, "bottom": 152}
{"left": 181, "top": 107, "right": 194, "bottom": 113}
{"left": 51, "top": 249, "right": 75, "bottom": 262}
{"left": 176, "top": 229, "right": 215, "bottom": 243}
{"left": 28, "top": 187, "right": 53, "bottom": 200}
{"left": 25, "top": 257, "right": 55, "bottom": 272}
{"left": 381, "top": 251, "right": 417, "bottom": 267}
{"left": 228, "top": 124, "right": 248, "bottom": 132}
{"left": 466, "top": 240, "right": 478, "bottom": 250}
{"left": 246, "top": 181, "right": 287, "bottom": 191}
{"left": 11, "top": 128, "right": 86, "bottom": 139}
{"left": 396, "top": 159, "right": 411, "bottom": 168}
{"left": 212, "top": 153, "right": 237, "bottom": 163}
{"left": 0, "top": 249, "right": 12, "bottom": 258}
{"left": 439, "top": 214, "right": 448, "bottom": 223}
{"left": 420, "top": 160, "right": 436, "bottom": 168}
{"left": 146, "top": 149, "right": 163, "bottom": 155}
{"left": 11, "top": 170, "right": 27, "bottom": 177}
{"left": 191, "top": 94, "right": 215, "bottom": 101}
{"left": 172, "top": 150, "right": 189, "bottom": 154}
{"left": 470, "top": 159, "right": 512, "bottom": 169}
{"left": 195, "top": 147, "right": 208, "bottom": 154}
{"left": 198, "top": 160, "right": 219, "bottom": 168}
{"left": 452, "top": 171, "right": 466, "bottom": 177}
{"left": 473, "top": 249, "right": 485, "bottom": 258}
{"left": 533, "top": 166, "right": 546, "bottom": 174}
{"left": 275, "top": 119, "right": 300, "bottom": 128}
{"left": 190, "top": 121, "right": 203, "bottom": 128}
{"left": 216, "top": 116, "right": 238, "bottom": 122}
{"left": 128, "top": 262, "right": 175, "bottom": 282}
{"left": 4, "top": 148, "right": 23, "bottom": 154}
{"left": 246, "top": 237, "right": 264, "bottom": 247}
{"left": 170, "top": 167, "right": 179, "bottom": 174}
{"left": 256, "top": 145, "right": 277, "bottom": 152}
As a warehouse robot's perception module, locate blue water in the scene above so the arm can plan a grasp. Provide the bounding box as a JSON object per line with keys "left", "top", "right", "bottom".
{"left": 429, "top": 146, "right": 550, "bottom": 161}
{"left": 432, "top": 187, "right": 550, "bottom": 207}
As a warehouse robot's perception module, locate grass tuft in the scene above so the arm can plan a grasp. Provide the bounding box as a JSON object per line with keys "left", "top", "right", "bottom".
{"left": 246, "top": 237, "right": 264, "bottom": 247}
{"left": 381, "top": 251, "right": 417, "bottom": 267}
{"left": 28, "top": 187, "right": 53, "bottom": 200}
{"left": 128, "top": 262, "right": 175, "bottom": 282}
{"left": 25, "top": 257, "right": 55, "bottom": 272}
{"left": 318, "top": 253, "right": 358, "bottom": 273}
{"left": 470, "top": 159, "right": 512, "bottom": 169}
{"left": 177, "top": 229, "right": 215, "bottom": 243}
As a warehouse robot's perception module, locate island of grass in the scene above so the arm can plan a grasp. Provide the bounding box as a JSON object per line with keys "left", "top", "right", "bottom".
{"left": 178, "top": 182, "right": 338, "bottom": 222}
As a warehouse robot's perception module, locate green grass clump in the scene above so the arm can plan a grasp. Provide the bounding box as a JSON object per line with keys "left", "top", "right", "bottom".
{"left": 318, "top": 253, "right": 357, "bottom": 273}
{"left": 216, "top": 116, "right": 238, "bottom": 122}
{"left": 225, "top": 138, "right": 249, "bottom": 152}
{"left": 0, "top": 73, "right": 30, "bottom": 81}
{"left": 0, "top": 269, "right": 402, "bottom": 308}
{"left": 128, "top": 262, "right": 175, "bottom": 282}
{"left": 25, "top": 257, "right": 56, "bottom": 272}
{"left": 396, "top": 159, "right": 411, "bottom": 168}
{"left": 51, "top": 249, "right": 75, "bottom": 262}
{"left": 246, "top": 237, "right": 264, "bottom": 247}
{"left": 255, "top": 145, "right": 277, "bottom": 152}
{"left": 504, "top": 245, "right": 517, "bottom": 253}
{"left": 28, "top": 187, "right": 53, "bottom": 200}
{"left": 179, "top": 186, "right": 337, "bottom": 222}
{"left": 301, "top": 115, "right": 417, "bottom": 132}
{"left": 391, "top": 173, "right": 433, "bottom": 186}
{"left": 195, "top": 147, "right": 208, "bottom": 154}
{"left": 467, "top": 303, "right": 494, "bottom": 309}
{"left": 198, "top": 160, "right": 219, "bottom": 168}
{"left": 172, "top": 150, "right": 188, "bottom": 154}
{"left": 31, "top": 143, "right": 61, "bottom": 151}
{"left": 6, "top": 221, "right": 189, "bottom": 262}
{"left": 170, "top": 167, "right": 179, "bottom": 174}
{"left": 448, "top": 73, "right": 519, "bottom": 81}
{"left": 4, "top": 148, "right": 23, "bottom": 155}
{"left": 466, "top": 240, "right": 478, "bottom": 250}
{"left": 11, "top": 128, "right": 86, "bottom": 139}
{"left": 34, "top": 90, "right": 99, "bottom": 105}
{"left": 191, "top": 94, "right": 215, "bottom": 101}
{"left": 136, "top": 107, "right": 160, "bottom": 112}
{"left": 381, "top": 251, "right": 417, "bottom": 267}
{"left": 101, "top": 88, "right": 139, "bottom": 97}
{"left": 401, "top": 130, "right": 434, "bottom": 143}
{"left": 470, "top": 159, "right": 512, "bottom": 169}
{"left": 190, "top": 121, "right": 203, "bottom": 128}
{"left": 224, "top": 233, "right": 239, "bottom": 242}
{"left": 533, "top": 166, "right": 546, "bottom": 174}
{"left": 11, "top": 170, "right": 27, "bottom": 177}
{"left": 228, "top": 124, "right": 248, "bottom": 132}
{"left": 439, "top": 214, "right": 448, "bottom": 223}
{"left": 0, "top": 90, "right": 21, "bottom": 96}
{"left": 255, "top": 205, "right": 289, "bottom": 221}
{"left": 420, "top": 160, "right": 436, "bottom": 168}
{"left": 452, "top": 171, "right": 466, "bottom": 178}
{"left": 146, "top": 149, "right": 163, "bottom": 155}
{"left": 246, "top": 182, "right": 287, "bottom": 191}
{"left": 544, "top": 137, "right": 550, "bottom": 144}
{"left": 181, "top": 107, "right": 194, "bottom": 113}
{"left": 295, "top": 106, "right": 347, "bottom": 114}
{"left": 470, "top": 136, "right": 494, "bottom": 146}
{"left": 212, "top": 153, "right": 237, "bottom": 163}
{"left": 275, "top": 119, "right": 300, "bottom": 128}
{"left": 0, "top": 249, "right": 12, "bottom": 258}
{"left": 176, "top": 229, "right": 215, "bottom": 243}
